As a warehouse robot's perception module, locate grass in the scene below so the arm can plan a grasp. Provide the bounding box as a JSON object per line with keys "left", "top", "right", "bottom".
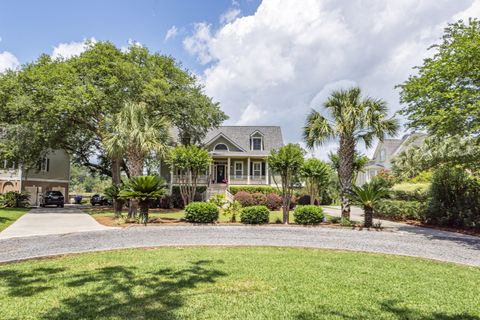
{"left": 87, "top": 207, "right": 335, "bottom": 224}
{"left": 0, "top": 208, "right": 29, "bottom": 232}
{"left": 0, "top": 247, "right": 478, "bottom": 319}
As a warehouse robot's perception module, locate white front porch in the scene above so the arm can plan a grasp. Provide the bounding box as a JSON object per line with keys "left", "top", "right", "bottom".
{"left": 170, "top": 156, "right": 271, "bottom": 186}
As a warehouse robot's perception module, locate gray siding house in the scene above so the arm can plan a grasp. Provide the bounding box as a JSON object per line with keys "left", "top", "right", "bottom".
{"left": 160, "top": 126, "right": 284, "bottom": 189}
{"left": 356, "top": 133, "right": 426, "bottom": 185}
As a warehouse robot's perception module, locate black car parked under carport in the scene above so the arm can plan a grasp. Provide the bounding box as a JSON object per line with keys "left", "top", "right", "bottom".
{"left": 40, "top": 191, "right": 65, "bottom": 208}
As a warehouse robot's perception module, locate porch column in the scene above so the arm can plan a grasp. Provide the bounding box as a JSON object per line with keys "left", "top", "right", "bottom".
{"left": 265, "top": 159, "right": 269, "bottom": 185}
{"left": 227, "top": 157, "right": 231, "bottom": 184}
{"left": 247, "top": 157, "right": 251, "bottom": 185}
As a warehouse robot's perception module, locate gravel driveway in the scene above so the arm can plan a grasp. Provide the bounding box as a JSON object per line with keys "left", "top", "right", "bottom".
{"left": 0, "top": 225, "right": 478, "bottom": 266}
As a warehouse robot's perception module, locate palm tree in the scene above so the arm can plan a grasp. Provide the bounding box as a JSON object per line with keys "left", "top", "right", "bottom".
{"left": 349, "top": 182, "right": 389, "bottom": 228}
{"left": 119, "top": 175, "right": 166, "bottom": 225}
{"left": 299, "top": 158, "right": 331, "bottom": 205}
{"left": 328, "top": 152, "right": 369, "bottom": 184}
{"left": 303, "top": 87, "right": 398, "bottom": 219}
{"left": 104, "top": 101, "right": 171, "bottom": 218}
{"left": 103, "top": 185, "right": 123, "bottom": 218}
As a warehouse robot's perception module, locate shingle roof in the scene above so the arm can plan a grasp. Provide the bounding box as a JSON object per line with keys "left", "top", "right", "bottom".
{"left": 202, "top": 126, "right": 284, "bottom": 154}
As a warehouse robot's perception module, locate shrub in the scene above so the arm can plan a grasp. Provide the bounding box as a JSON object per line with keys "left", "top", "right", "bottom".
{"left": 297, "top": 195, "right": 310, "bottom": 205}
{"left": 234, "top": 191, "right": 254, "bottom": 207}
{"left": 426, "top": 167, "right": 480, "bottom": 229}
{"left": 370, "top": 171, "right": 395, "bottom": 189}
{"left": 0, "top": 191, "right": 30, "bottom": 208}
{"left": 209, "top": 193, "right": 227, "bottom": 208}
{"left": 240, "top": 205, "right": 270, "bottom": 224}
{"left": 251, "top": 192, "right": 267, "bottom": 206}
{"left": 170, "top": 186, "right": 207, "bottom": 208}
{"left": 265, "top": 193, "right": 282, "bottom": 210}
{"left": 229, "top": 186, "right": 280, "bottom": 195}
{"left": 391, "top": 183, "right": 430, "bottom": 201}
{"left": 293, "top": 205, "right": 324, "bottom": 225}
{"left": 375, "top": 200, "right": 426, "bottom": 221}
{"left": 409, "top": 171, "right": 433, "bottom": 183}
{"left": 184, "top": 202, "right": 219, "bottom": 223}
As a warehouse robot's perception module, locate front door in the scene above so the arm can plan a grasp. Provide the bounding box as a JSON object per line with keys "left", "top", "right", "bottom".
{"left": 216, "top": 164, "right": 226, "bottom": 183}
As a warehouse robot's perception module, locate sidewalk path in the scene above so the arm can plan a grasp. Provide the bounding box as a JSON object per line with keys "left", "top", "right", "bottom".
{"left": 0, "top": 206, "right": 114, "bottom": 240}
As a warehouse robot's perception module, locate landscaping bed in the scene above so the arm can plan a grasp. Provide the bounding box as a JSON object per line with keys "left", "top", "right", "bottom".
{"left": 86, "top": 207, "right": 348, "bottom": 228}
{"left": 0, "top": 247, "right": 478, "bottom": 319}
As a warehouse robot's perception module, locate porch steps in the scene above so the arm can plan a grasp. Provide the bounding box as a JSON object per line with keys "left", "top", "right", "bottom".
{"left": 205, "top": 184, "right": 231, "bottom": 202}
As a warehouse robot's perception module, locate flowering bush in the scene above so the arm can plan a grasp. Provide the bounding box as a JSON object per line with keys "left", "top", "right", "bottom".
{"left": 265, "top": 193, "right": 282, "bottom": 210}
{"left": 234, "top": 191, "right": 254, "bottom": 207}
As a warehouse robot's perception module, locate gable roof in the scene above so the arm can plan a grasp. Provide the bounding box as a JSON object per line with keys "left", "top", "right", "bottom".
{"left": 202, "top": 126, "right": 284, "bottom": 154}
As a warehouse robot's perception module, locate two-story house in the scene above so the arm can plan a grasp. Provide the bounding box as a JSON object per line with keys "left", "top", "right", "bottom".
{"left": 356, "top": 133, "right": 426, "bottom": 185}
{"left": 160, "top": 126, "right": 284, "bottom": 192}
{"left": 0, "top": 149, "right": 70, "bottom": 206}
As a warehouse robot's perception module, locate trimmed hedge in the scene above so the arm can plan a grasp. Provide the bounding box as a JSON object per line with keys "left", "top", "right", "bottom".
{"left": 184, "top": 202, "right": 219, "bottom": 223}
{"left": 240, "top": 205, "right": 270, "bottom": 224}
{"left": 229, "top": 186, "right": 280, "bottom": 195}
{"left": 293, "top": 205, "right": 324, "bottom": 225}
{"left": 375, "top": 200, "right": 426, "bottom": 221}
{"left": 391, "top": 183, "right": 430, "bottom": 201}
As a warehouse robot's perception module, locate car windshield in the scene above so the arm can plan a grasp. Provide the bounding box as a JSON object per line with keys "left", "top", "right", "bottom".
{"left": 46, "top": 191, "right": 63, "bottom": 196}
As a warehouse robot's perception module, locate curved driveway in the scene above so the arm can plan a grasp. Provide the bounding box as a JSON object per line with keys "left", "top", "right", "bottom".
{"left": 0, "top": 225, "right": 479, "bottom": 266}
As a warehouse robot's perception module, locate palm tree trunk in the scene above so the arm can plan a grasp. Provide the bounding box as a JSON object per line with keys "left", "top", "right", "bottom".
{"left": 139, "top": 201, "right": 149, "bottom": 225}
{"left": 127, "top": 150, "right": 144, "bottom": 219}
{"left": 338, "top": 135, "right": 355, "bottom": 219}
{"left": 111, "top": 157, "right": 123, "bottom": 217}
{"left": 364, "top": 206, "right": 373, "bottom": 228}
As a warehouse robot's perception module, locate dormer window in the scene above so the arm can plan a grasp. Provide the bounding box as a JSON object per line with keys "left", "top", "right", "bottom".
{"left": 380, "top": 149, "right": 386, "bottom": 162}
{"left": 214, "top": 143, "right": 229, "bottom": 151}
{"left": 250, "top": 131, "right": 264, "bottom": 151}
{"left": 252, "top": 137, "right": 263, "bottom": 150}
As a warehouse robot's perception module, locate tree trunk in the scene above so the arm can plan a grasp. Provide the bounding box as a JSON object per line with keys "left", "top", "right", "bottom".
{"left": 114, "top": 199, "right": 124, "bottom": 218}
{"left": 127, "top": 150, "right": 144, "bottom": 219}
{"left": 364, "top": 206, "right": 373, "bottom": 228}
{"left": 338, "top": 135, "right": 355, "bottom": 220}
{"left": 282, "top": 202, "right": 289, "bottom": 224}
{"left": 111, "top": 157, "right": 123, "bottom": 218}
{"left": 139, "top": 201, "right": 149, "bottom": 225}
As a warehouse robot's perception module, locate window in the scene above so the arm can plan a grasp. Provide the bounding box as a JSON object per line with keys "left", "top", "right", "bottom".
{"left": 379, "top": 149, "right": 386, "bottom": 162}
{"left": 214, "top": 143, "right": 229, "bottom": 151}
{"left": 1, "top": 159, "right": 17, "bottom": 170}
{"left": 251, "top": 137, "right": 263, "bottom": 150}
{"left": 253, "top": 162, "right": 262, "bottom": 177}
{"left": 37, "top": 158, "right": 50, "bottom": 172}
{"left": 234, "top": 161, "right": 243, "bottom": 177}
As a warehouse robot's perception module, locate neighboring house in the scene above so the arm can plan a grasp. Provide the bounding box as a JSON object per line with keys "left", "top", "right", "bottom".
{"left": 356, "top": 133, "right": 427, "bottom": 185}
{"left": 0, "top": 149, "right": 70, "bottom": 206}
{"left": 160, "top": 126, "right": 284, "bottom": 192}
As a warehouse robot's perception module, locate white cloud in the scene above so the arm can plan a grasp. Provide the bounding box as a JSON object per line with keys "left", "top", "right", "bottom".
{"left": 220, "top": 7, "right": 241, "bottom": 24}
{"left": 52, "top": 37, "right": 96, "bottom": 59}
{"left": 237, "top": 102, "right": 266, "bottom": 125}
{"left": 121, "top": 38, "right": 143, "bottom": 52}
{"left": 184, "top": 0, "right": 479, "bottom": 158}
{"left": 0, "top": 51, "right": 19, "bottom": 73}
{"left": 164, "top": 25, "right": 178, "bottom": 41}
{"left": 183, "top": 23, "right": 214, "bottom": 64}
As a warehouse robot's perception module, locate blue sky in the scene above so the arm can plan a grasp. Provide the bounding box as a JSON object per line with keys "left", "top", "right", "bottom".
{"left": 1, "top": 0, "right": 479, "bottom": 157}
{"left": 0, "top": 0, "right": 259, "bottom": 73}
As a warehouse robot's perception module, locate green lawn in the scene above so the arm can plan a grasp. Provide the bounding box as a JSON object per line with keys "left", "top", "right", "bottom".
{"left": 0, "top": 208, "right": 29, "bottom": 232}
{"left": 0, "top": 247, "right": 478, "bottom": 319}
